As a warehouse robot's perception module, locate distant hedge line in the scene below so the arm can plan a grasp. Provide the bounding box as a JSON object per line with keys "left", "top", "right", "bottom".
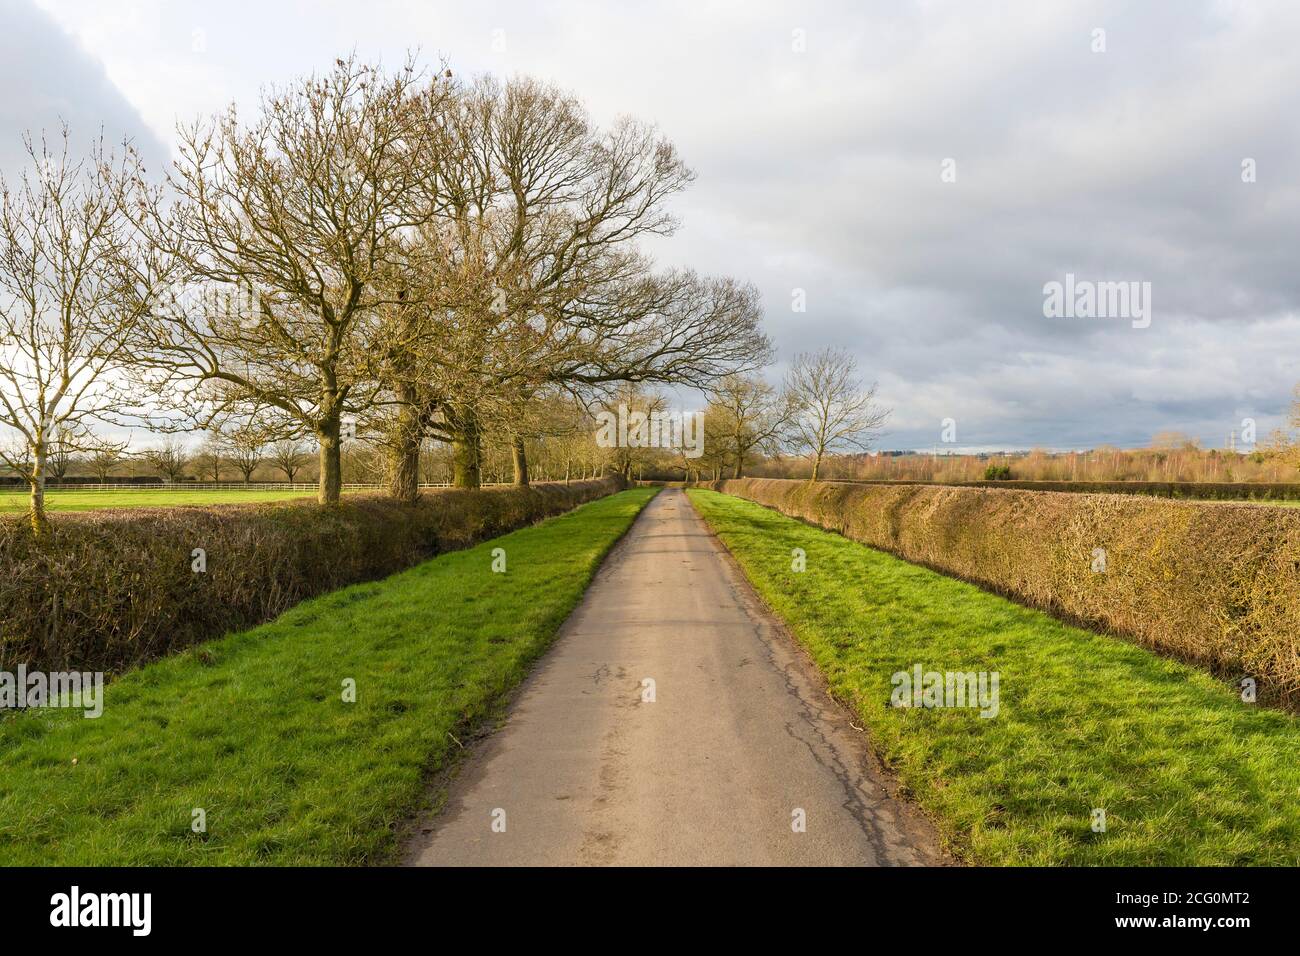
{"left": 0, "top": 478, "right": 624, "bottom": 675}
{"left": 699, "top": 478, "right": 1300, "bottom": 707}
{"left": 839, "top": 478, "right": 1300, "bottom": 500}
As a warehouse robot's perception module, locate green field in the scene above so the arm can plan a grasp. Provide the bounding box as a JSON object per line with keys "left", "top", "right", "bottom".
{"left": 0, "top": 488, "right": 319, "bottom": 513}
{"left": 686, "top": 489, "right": 1300, "bottom": 866}
{"left": 0, "top": 487, "right": 656, "bottom": 865}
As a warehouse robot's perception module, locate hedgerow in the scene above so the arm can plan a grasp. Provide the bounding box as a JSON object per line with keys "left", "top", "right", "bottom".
{"left": 699, "top": 478, "right": 1300, "bottom": 707}
{"left": 0, "top": 478, "right": 623, "bottom": 675}
{"left": 840, "top": 478, "right": 1300, "bottom": 500}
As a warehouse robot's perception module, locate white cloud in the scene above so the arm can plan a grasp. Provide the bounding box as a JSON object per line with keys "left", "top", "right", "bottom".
{"left": 9, "top": 0, "right": 1300, "bottom": 448}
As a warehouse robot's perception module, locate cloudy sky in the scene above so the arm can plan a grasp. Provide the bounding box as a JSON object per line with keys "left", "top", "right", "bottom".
{"left": 3, "top": 0, "right": 1297, "bottom": 450}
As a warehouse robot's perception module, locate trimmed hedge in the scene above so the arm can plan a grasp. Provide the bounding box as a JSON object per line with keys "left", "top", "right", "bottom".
{"left": 838, "top": 478, "right": 1300, "bottom": 500}
{"left": 0, "top": 478, "right": 624, "bottom": 675}
{"left": 699, "top": 478, "right": 1300, "bottom": 707}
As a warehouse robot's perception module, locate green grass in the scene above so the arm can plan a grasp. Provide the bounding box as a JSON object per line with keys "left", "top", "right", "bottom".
{"left": 0, "top": 488, "right": 321, "bottom": 512}
{"left": 687, "top": 489, "right": 1300, "bottom": 866}
{"left": 0, "top": 487, "right": 656, "bottom": 865}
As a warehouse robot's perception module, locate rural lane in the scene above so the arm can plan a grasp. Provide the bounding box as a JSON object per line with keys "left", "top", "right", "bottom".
{"left": 404, "top": 488, "right": 945, "bottom": 866}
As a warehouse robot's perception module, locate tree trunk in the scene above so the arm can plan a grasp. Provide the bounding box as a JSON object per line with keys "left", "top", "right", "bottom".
{"left": 318, "top": 420, "right": 342, "bottom": 505}
{"left": 318, "top": 378, "right": 345, "bottom": 504}
{"left": 29, "top": 444, "right": 49, "bottom": 535}
{"left": 511, "top": 437, "right": 529, "bottom": 487}
{"left": 391, "top": 441, "right": 420, "bottom": 502}
{"left": 451, "top": 411, "right": 482, "bottom": 489}
{"left": 733, "top": 454, "right": 744, "bottom": 478}
{"left": 810, "top": 452, "right": 822, "bottom": 483}
{"left": 389, "top": 380, "right": 421, "bottom": 504}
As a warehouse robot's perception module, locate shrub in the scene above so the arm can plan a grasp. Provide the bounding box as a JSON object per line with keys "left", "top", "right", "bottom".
{"left": 982, "top": 464, "right": 1013, "bottom": 480}
{"left": 0, "top": 478, "right": 624, "bottom": 675}
{"left": 698, "top": 478, "right": 1300, "bottom": 707}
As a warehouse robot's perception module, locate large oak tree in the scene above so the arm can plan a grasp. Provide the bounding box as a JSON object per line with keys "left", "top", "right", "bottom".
{"left": 134, "top": 56, "right": 453, "bottom": 504}
{"left": 378, "top": 77, "right": 770, "bottom": 493}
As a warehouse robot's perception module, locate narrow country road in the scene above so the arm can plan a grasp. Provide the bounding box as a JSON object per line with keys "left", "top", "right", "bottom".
{"left": 404, "top": 488, "right": 945, "bottom": 866}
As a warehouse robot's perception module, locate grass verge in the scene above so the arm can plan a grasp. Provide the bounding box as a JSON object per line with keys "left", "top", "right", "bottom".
{"left": 0, "top": 487, "right": 656, "bottom": 865}
{"left": 687, "top": 488, "right": 1300, "bottom": 865}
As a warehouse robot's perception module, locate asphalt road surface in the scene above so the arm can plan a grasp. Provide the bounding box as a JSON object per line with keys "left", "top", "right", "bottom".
{"left": 405, "top": 488, "right": 945, "bottom": 866}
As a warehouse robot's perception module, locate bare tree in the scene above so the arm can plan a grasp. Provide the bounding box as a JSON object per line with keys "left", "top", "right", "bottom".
{"left": 87, "top": 440, "right": 129, "bottom": 482}
{"left": 705, "top": 373, "right": 792, "bottom": 478}
{"left": 133, "top": 56, "right": 454, "bottom": 505}
{"left": 529, "top": 395, "right": 604, "bottom": 485}
{"left": 269, "top": 438, "right": 310, "bottom": 482}
{"left": 342, "top": 441, "right": 386, "bottom": 483}
{"left": 222, "top": 424, "right": 267, "bottom": 484}
{"left": 192, "top": 433, "right": 226, "bottom": 482}
{"left": 409, "top": 76, "right": 689, "bottom": 491}
{"left": 543, "top": 400, "right": 597, "bottom": 484}
{"left": 594, "top": 385, "right": 673, "bottom": 480}
{"left": 677, "top": 410, "right": 730, "bottom": 482}
{"left": 784, "top": 348, "right": 890, "bottom": 482}
{"left": 46, "top": 425, "right": 74, "bottom": 481}
{"left": 419, "top": 438, "right": 454, "bottom": 485}
{"left": 141, "top": 439, "right": 190, "bottom": 482}
{"left": 0, "top": 130, "right": 157, "bottom": 532}
{"left": 382, "top": 76, "right": 768, "bottom": 493}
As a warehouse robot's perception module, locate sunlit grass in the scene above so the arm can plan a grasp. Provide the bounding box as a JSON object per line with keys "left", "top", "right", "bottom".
{"left": 0, "top": 488, "right": 656, "bottom": 865}
{"left": 688, "top": 489, "right": 1300, "bottom": 866}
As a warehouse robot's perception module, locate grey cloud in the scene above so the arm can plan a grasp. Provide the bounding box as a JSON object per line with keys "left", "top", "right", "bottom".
{"left": 7, "top": 0, "right": 1297, "bottom": 451}
{"left": 0, "top": 0, "right": 167, "bottom": 179}
{"left": 642, "top": 0, "right": 1300, "bottom": 448}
